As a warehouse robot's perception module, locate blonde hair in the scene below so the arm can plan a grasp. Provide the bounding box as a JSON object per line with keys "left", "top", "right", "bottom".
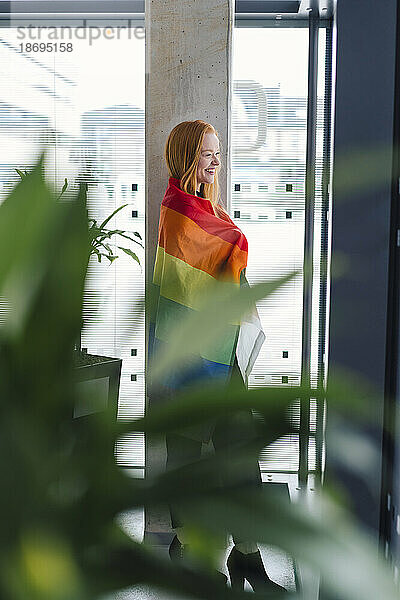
{"left": 164, "top": 119, "right": 222, "bottom": 208}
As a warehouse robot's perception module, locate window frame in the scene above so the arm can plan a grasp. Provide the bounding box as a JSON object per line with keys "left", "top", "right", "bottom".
{"left": 0, "top": 7, "right": 335, "bottom": 482}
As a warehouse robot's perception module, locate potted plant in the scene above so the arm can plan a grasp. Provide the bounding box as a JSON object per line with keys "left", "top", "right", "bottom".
{"left": 6, "top": 154, "right": 400, "bottom": 600}
{"left": 74, "top": 183, "right": 143, "bottom": 419}
{"left": 15, "top": 169, "right": 142, "bottom": 418}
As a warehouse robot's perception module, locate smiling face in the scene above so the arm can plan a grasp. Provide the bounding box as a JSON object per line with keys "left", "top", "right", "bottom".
{"left": 196, "top": 132, "right": 221, "bottom": 192}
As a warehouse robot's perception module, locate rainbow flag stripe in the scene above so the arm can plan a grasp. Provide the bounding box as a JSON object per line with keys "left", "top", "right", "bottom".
{"left": 149, "top": 177, "right": 248, "bottom": 390}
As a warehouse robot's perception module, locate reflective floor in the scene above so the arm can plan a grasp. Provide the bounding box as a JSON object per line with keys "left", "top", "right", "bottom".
{"left": 106, "top": 506, "right": 297, "bottom": 599}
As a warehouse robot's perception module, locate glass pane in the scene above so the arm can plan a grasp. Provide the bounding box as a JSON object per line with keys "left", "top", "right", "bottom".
{"left": 232, "top": 27, "right": 328, "bottom": 473}
{"left": 0, "top": 22, "right": 145, "bottom": 467}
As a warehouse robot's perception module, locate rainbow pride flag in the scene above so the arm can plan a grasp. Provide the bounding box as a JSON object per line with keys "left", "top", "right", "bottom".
{"left": 148, "top": 177, "right": 248, "bottom": 392}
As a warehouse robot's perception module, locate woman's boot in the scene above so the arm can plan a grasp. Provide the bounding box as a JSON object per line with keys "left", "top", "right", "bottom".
{"left": 169, "top": 534, "right": 227, "bottom": 584}
{"left": 227, "top": 546, "right": 286, "bottom": 593}
{"left": 169, "top": 534, "right": 185, "bottom": 561}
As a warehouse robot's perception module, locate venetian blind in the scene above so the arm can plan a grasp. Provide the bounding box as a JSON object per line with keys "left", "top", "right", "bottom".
{"left": 231, "top": 25, "right": 330, "bottom": 473}
{"left": 0, "top": 20, "right": 146, "bottom": 468}
{"left": 0, "top": 18, "right": 331, "bottom": 475}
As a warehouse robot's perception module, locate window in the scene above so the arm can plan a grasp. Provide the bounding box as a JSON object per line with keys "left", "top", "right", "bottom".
{"left": 0, "top": 11, "right": 333, "bottom": 478}
{"left": 0, "top": 19, "right": 146, "bottom": 468}
{"left": 232, "top": 23, "right": 332, "bottom": 475}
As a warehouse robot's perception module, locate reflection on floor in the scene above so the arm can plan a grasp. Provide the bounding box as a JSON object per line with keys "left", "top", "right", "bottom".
{"left": 106, "top": 505, "right": 297, "bottom": 599}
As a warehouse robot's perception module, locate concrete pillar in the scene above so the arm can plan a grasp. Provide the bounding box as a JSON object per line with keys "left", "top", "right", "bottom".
{"left": 144, "top": 0, "right": 234, "bottom": 542}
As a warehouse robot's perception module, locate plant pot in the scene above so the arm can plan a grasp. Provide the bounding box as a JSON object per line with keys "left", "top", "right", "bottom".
{"left": 73, "top": 351, "right": 122, "bottom": 420}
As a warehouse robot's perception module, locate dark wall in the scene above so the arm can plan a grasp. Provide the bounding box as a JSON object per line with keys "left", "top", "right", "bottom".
{"left": 327, "top": 0, "right": 397, "bottom": 538}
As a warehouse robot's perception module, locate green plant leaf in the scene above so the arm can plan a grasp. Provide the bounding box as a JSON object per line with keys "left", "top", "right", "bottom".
{"left": 15, "top": 168, "right": 26, "bottom": 179}
{"left": 56, "top": 177, "right": 69, "bottom": 200}
{"left": 118, "top": 247, "right": 140, "bottom": 264}
{"left": 179, "top": 489, "right": 400, "bottom": 600}
{"left": 90, "top": 246, "right": 102, "bottom": 262}
{"left": 0, "top": 152, "right": 59, "bottom": 335}
{"left": 92, "top": 233, "right": 112, "bottom": 244}
{"left": 98, "top": 203, "right": 128, "bottom": 230}
{"left": 149, "top": 270, "right": 300, "bottom": 384}
{"left": 130, "top": 380, "right": 308, "bottom": 435}
{"left": 101, "top": 242, "right": 113, "bottom": 254}
{"left": 108, "top": 229, "right": 144, "bottom": 248}
{"left": 5, "top": 147, "right": 400, "bottom": 600}
{"left": 87, "top": 534, "right": 279, "bottom": 600}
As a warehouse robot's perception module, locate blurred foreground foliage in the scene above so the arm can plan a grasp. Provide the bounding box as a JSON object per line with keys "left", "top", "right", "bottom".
{"left": 1, "top": 152, "right": 400, "bottom": 600}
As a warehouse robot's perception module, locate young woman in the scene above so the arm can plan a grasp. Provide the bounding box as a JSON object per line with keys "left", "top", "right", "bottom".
{"left": 149, "top": 119, "right": 286, "bottom": 593}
